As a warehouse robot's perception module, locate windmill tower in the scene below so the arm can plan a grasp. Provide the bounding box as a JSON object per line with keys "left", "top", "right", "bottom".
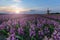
{"left": 47, "top": 8, "right": 50, "bottom": 14}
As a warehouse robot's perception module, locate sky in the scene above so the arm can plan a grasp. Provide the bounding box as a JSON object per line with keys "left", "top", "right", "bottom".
{"left": 0, "top": 0, "right": 60, "bottom": 13}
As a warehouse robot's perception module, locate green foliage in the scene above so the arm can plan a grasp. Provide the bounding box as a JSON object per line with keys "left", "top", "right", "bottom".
{"left": 16, "top": 24, "right": 20, "bottom": 28}
{"left": 16, "top": 35, "right": 24, "bottom": 40}
{"left": 31, "top": 36, "right": 36, "bottom": 40}
{"left": 0, "top": 29, "right": 8, "bottom": 40}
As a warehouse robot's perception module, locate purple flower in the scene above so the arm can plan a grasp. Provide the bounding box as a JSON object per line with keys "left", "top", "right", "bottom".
{"left": 7, "top": 33, "right": 15, "bottom": 40}
{"left": 10, "top": 27, "right": 15, "bottom": 34}
{"left": 12, "top": 21, "right": 18, "bottom": 26}
{"left": 0, "top": 24, "right": 5, "bottom": 30}
{"left": 18, "top": 19, "right": 27, "bottom": 27}
{"left": 52, "top": 30, "right": 60, "bottom": 40}
{"left": 29, "top": 28, "right": 36, "bottom": 37}
{"left": 52, "top": 30, "right": 58, "bottom": 36}
{"left": 31, "top": 24, "right": 35, "bottom": 27}
{"left": 56, "top": 32, "right": 60, "bottom": 40}
{"left": 7, "top": 20, "right": 12, "bottom": 26}
{"left": 18, "top": 27, "right": 24, "bottom": 35}
{"left": 37, "top": 23, "right": 43, "bottom": 28}
{"left": 10, "top": 33, "right": 15, "bottom": 40}
{"left": 38, "top": 30, "right": 44, "bottom": 36}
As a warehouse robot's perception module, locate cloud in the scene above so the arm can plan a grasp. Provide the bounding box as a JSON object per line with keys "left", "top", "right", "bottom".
{"left": 12, "top": 0, "right": 22, "bottom": 2}
{"left": 0, "top": 5, "right": 27, "bottom": 13}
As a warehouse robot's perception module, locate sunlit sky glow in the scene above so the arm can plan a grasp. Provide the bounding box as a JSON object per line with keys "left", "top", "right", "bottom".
{"left": 0, "top": 0, "right": 60, "bottom": 13}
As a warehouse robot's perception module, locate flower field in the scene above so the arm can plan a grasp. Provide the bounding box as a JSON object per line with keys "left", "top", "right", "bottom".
{"left": 0, "top": 14, "right": 60, "bottom": 40}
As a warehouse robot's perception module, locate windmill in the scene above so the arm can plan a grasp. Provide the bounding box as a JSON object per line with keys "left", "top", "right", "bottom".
{"left": 47, "top": 8, "right": 50, "bottom": 14}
